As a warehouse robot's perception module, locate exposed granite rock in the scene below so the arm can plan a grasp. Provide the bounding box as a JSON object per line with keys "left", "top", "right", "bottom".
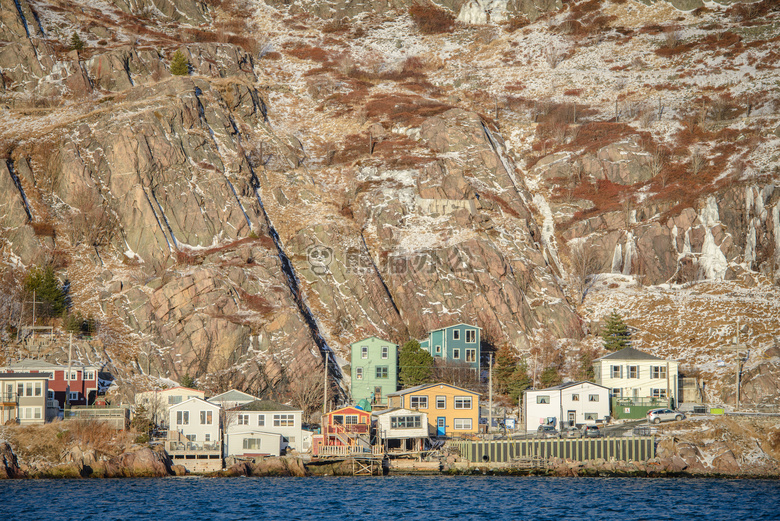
{"left": 0, "top": 442, "right": 23, "bottom": 479}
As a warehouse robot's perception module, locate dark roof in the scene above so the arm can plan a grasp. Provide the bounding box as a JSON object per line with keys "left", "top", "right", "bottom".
{"left": 595, "top": 346, "right": 665, "bottom": 362}
{"left": 0, "top": 372, "right": 50, "bottom": 379}
{"left": 235, "top": 400, "right": 299, "bottom": 412}
{"left": 387, "top": 382, "right": 481, "bottom": 397}
{"left": 527, "top": 381, "right": 610, "bottom": 392}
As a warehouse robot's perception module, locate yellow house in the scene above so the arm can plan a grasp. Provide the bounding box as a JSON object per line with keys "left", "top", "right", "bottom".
{"left": 386, "top": 383, "right": 480, "bottom": 436}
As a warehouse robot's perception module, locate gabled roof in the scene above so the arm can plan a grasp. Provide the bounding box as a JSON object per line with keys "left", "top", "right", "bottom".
{"left": 595, "top": 346, "right": 666, "bottom": 362}
{"left": 8, "top": 359, "right": 61, "bottom": 369}
{"left": 326, "top": 405, "right": 371, "bottom": 416}
{"left": 372, "top": 407, "right": 426, "bottom": 417}
{"left": 387, "top": 382, "right": 481, "bottom": 397}
{"left": 349, "top": 336, "right": 398, "bottom": 347}
{"left": 235, "top": 400, "right": 299, "bottom": 412}
{"left": 208, "top": 389, "right": 257, "bottom": 403}
{"left": 426, "top": 323, "right": 482, "bottom": 334}
{"left": 525, "top": 381, "right": 610, "bottom": 393}
{"left": 169, "top": 397, "right": 221, "bottom": 410}
{"left": 159, "top": 386, "right": 204, "bottom": 394}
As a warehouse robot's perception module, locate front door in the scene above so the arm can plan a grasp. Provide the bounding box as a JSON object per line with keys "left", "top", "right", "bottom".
{"left": 374, "top": 386, "right": 382, "bottom": 404}
{"left": 437, "top": 417, "right": 446, "bottom": 436}
{"left": 567, "top": 411, "right": 576, "bottom": 426}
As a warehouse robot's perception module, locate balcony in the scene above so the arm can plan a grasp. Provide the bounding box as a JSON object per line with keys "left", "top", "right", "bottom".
{"left": 327, "top": 423, "right": 369, "bottom": 435}
{"left": 0, "top": 392, "right": 18, "bottom": 406}
{"left": 168, "top": 441, "right": 221, "bottom": 454}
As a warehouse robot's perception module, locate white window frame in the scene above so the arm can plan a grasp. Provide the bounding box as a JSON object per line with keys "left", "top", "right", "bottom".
{"left": 26, "top": 382, "right": 33, "bottom": 396}
{"left": 454, "top": 396, "right": 472, "bottom": 409}
{"left": 589, "top": 394, "right": 599, "bottom": 402}
{"left": 375, "top": 366, "right": 388, "bottom": 379}
{"left": 238, "top": 413, "right": 250, "bottom": 425}
{"left": 612, "top": 388, "right": 622, "bottom": 397}
{"left": 453, "top": 330, "right": 460, "bottom": 341}
{"left": 68, "top": 391, "right": 79, "bottom": 401}
{"left": 454, "top": 418, "right": 472, "bottom": 430}
{"left": 611, "top": 365, "right": 622, "bottom": 379}
{"left": 652, "top": 366, "right": 667, "bottom": 379}
{"left": 381, "top": 346, "right": 389, "bottom": 359}
{"left": 628, "top": 366, "right": 638, "bottom": 379}
{"left": 652, "top": 388, "right": 668, "bottom": 399}
{"left": 436, "top": 396, "right": 446, "bottom": 409}
{"left": 243, "top": 438, "right": 261, "bottom": 450}
{"left": 453, "top": 348, "right": 460, "bottom": 359}
{"left": 584, "top": 413, "right": 597, "bottom": 421}
{"left": 356, "top": 367, "right": 363, "bottom": 380}
{"left": 200, "top": 410, "right": 213, "bottom": 425}
{"left": 361, "top": 346, "right": 368, "bottom": 359}
{"left": 258, "top": 414, "right": 265, "bottom": 427}
{"left": 274, "top": 414, "right": 295, "bottom": 427}
{"left": 177, "top": 410, "right": 189, "bottom": 425}
{"left": 465, "top": 329, "right": 476, "bottom": 343}
{"left": 571, "top": 394, "right": 579, "bottom": 401}
{"left": 410, "top": 396, "right": 428, "bottom": 409}
{"left": 34, "top": 382, "right": 42, "bottom": 396}
{"left": 466, "top": 349, "right": 476, "bottom": 363}
{"left": 536, "top": 395, "right": 550, "bottom": 404}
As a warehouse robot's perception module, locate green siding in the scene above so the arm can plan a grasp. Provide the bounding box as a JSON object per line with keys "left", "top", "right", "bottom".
{"left": 421, "top": 324, "right": 481, "bottom": 370}
{"left": 350, "top": 337, "right": 398, "bottom": 405}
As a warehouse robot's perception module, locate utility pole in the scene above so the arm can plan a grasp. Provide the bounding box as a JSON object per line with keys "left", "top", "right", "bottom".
{"left": 66, "top": 333, "right": 73, "bottom": 409}
{"left": 488, "top": 352, "right": 493, "bottom": 437}
{"left": 323, "top": 354, "right": 329, "bottom": 415}
{"left": 719, "top": 319, "right": 747, "bottom": 411}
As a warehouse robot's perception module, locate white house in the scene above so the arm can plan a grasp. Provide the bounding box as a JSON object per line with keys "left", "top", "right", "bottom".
{"left": 593, "top": 346, "right": 680, "bottom": 406}
{"left": 225, "top": 400, "right": 304, "bottom": 457}
{"left": 523, "top": 381, "right": 611, "bottom": 433}
{"left": 167, "top": 398, "right": 222, "bottom": 472}
{"left": 373, "top": 407, "right": 429, "bottom": 452}
{"left": 207, "top": 389, "right": 257, "bottom": 410}
{"left": 136, "top": 386, "right": 205, "bottom": 428}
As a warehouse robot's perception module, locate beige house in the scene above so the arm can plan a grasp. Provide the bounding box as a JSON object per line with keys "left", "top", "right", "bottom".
{"left": 167, "top": 398, "right": 222, "bottom": 472}
{"left": 136, "top": 386, "right": 205, "bottom": 428}
{"left": 0, "top": 372, "right": 56, "bottom": 424}
{"left": 593, "top": 346, "right": 680, "bottom": 406}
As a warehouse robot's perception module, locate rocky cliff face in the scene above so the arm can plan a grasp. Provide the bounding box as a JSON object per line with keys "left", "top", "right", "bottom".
{"left": 0, "top": 0, "right": 779, "bottom": 404}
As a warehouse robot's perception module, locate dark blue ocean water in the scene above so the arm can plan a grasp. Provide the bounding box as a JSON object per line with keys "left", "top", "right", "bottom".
{"left": 1, "top": 476, "right": 778, "bottom": 520}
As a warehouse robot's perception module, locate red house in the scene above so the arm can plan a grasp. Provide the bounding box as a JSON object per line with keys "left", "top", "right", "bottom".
{"left": 313, "top": 406, "right": 373, "bottom": 456}
{"left": 2, "top": 359, "right": 100, "bottom": 408}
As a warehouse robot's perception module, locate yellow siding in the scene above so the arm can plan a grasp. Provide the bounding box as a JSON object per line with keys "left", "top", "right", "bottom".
{"left": 396, "top": 384, "right": 480, "bottom": 436}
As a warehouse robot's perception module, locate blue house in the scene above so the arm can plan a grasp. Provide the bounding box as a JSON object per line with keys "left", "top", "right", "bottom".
{"left": 419, "top": 323, "right": 481, "bottom": 371}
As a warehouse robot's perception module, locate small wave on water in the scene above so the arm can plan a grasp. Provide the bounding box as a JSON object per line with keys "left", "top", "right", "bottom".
{"left": 2, "top": 476, "right": 779, "bottom": 521}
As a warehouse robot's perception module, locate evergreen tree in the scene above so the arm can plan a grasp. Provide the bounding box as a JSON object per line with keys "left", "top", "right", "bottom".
{"left": 398, "top": 340, "right": 433, "bottom": 388}
{"left": 24, "top": 266, "right": 66, "bottom": 318}
{"left": 70, "top": 32, "right": 84, "bottom": 51}
{"left": 169, "top": 49, "right": 190, "bottom": 76}
{"left": 507, "top": 358, "right": 531, "bottom": 404}
{"left": 180, "top": 374, "right": 195, "bottom": 388}
{"left": 494, "top": 345, "right": 531, "bottom": 403}
{"left": 539, "top": 366, "right": 562, "bottom": 387}
{"left": 601, "top": 310, "right": 631, "bottom": 351}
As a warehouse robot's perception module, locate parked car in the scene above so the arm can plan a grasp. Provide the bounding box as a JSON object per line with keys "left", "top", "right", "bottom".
{"left": 537, "top": 425, "right": 559, "bottom": 439}
{"left": 647, "top": 408, "right": 685, "bottom": 424}
{"left": 561, "top": 426, "right": 582, "bottom": 439}
{"left": 581, "top": 425, "right": 602, "bottom": 438}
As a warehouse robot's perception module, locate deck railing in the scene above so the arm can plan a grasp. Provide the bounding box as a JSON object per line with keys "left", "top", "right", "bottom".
{"left": 317, "top": 445, "right": 383, "bottom": 457}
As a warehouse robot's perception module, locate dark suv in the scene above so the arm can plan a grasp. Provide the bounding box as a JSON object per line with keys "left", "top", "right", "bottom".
{"left": 581, "top": 425, "right": 602, "bottom": 438}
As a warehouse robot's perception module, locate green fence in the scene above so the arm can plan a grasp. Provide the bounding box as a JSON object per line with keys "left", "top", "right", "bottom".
{"left": 450, "top": 437, "right": 655, "bottom": 463}
{"left": 612, "top": 397, "right": 670, "bottom": 419}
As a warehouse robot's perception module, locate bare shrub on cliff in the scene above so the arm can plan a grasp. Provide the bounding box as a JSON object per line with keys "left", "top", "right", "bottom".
{"left": 409, "top": 2, "right": 455, "bottom": 34}
{"left": 288, "top": 370, "right": 324, "bottom": 422}
{"left": 66, "top": 188, "right": 117, "bottom": 248}
{"left": 566, "top": 241, "right": 606, "bottom": 303}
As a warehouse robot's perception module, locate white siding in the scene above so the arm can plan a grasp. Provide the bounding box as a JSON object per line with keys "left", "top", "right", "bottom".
{"left": 226, "top": 430, "right": 283, "bottom": 458}
{"left": 168, "top": 398, "right": 221, "bottom": 446}
{"left": 375, "top": 409, "right": 429, "bottom": 439}
{"left": 225, "top": 409, "right": 303, "bottom": 452}
{"left": 524, "top": 383, "right": 610, "bottom": 432}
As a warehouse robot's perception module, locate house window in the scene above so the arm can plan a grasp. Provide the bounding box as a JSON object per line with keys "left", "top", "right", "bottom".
{"left": 453, "top": 330, "right": 460, "bottom": 340}
{"left": 200, "top": 411, "right": 213, "bottom": 425}
{"left": 571, "top": 394, "right": 579, "bottom": 401}
{"left": 628, "top": 366, "right": 638, "bottom": 379}
{"left": 611, "top": 366, "right": 622, "bottom": 378}
{"left": 381, "top": 346, "right": 389, "bottom": 359}
{"left": 344, "top": 415, "right": 358, "bottom": 425}
{"left": 87, "top": 370, "right": 95, "bottom": 380}
{"left": 177, "top": 411, "right": 189, "bottom": 425}
{"left": 376, "top": 366, "right": 389, "bottom": 379}
{"left": 465, "top": 329, "right": 476, "bottom": 343}
{"left": 454, "top": 396, "right": 472, "bottom": 409}
{"left": 21, "top": 407, "right": 42, "bottom": 420}
{"left": 34, "top": 407, "right": 42, "bottom": 419}
{"left": 584, "top": 413, "right": 597, "bottom": 421}
{"left": 465, "top": 349, "right": 476, "bottom": 362}
{"left": 68, "top": 392, "right": 79, "bottom": 401}
{"left": 361, "top": 346, "right": 368, "bottom": 359}
{"left": 454, "top": 418, "right": 473, "bottom": 430}
{"left": 356, "top": 367, "right": 363, "bottom": 380}
{"left": 46, "top": 372, "right": 54, "bottom": 380}
{"left": 274, "top": 414, "right": 295, "bottom": 427}
{"left": 258, "top": 415, "right": 265, "bottom": 427}
{"left": 168, "top": 396, "right": 182, "bottom": 405}
{"left": 435, "top": 345, "right": 441, "bottom": 354}
{"left": 185, "top": 434, "right": 196, "bottom": 442}
{"left": 453, "top": 348, "right": 460, "bottom": 359}
{"left": 243, "top": 438, "right": 261, "bottom": 450}
{"left": 333, "top": 415, "right": 343, "bottom": 425}
{"left": 47, "top": 390, "right": 54, "bottom": 399}
{"left": 536, "top": 395, "right": 550, "bottom": 404}
{"left": 26, "top": 383, "right": 33, "bottom": 396}
{"left": 410, "top": 396, "right": 428, "bottom": 409}
{"left": 436, "top": 396, "right": 446, "bottom": 409}
{"left": 238, "top": 413, "right": 250, "bottom": 425}
{"left": 34, "top": 382, "right": 42, "bottom": 397}
{"left": 391, "top": 415, "right": 422, "bottom": 429}
{"left": 612, "top": 388, "right": 622, "bottom": 397}
{"left": 17, "top": 383, "right": 23, "bottom": 398}
{"left": 589, "top": 394, "right": 599, "bottom": 402}
{"left": 652, "top": 389, "right": 668, "bottom": 399}
{"left": 204, "top": 434, "right": 211, "bottom": 442}
{"left": 652, "top": 366, "right": 667, "bottom": 379}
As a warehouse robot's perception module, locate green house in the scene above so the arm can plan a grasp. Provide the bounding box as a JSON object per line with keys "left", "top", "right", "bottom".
{"left": 419, "top": 323, "right": 481, "bottom": 371}
{"left": 350, "top": 336, "right": 398, "bottom": 406}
